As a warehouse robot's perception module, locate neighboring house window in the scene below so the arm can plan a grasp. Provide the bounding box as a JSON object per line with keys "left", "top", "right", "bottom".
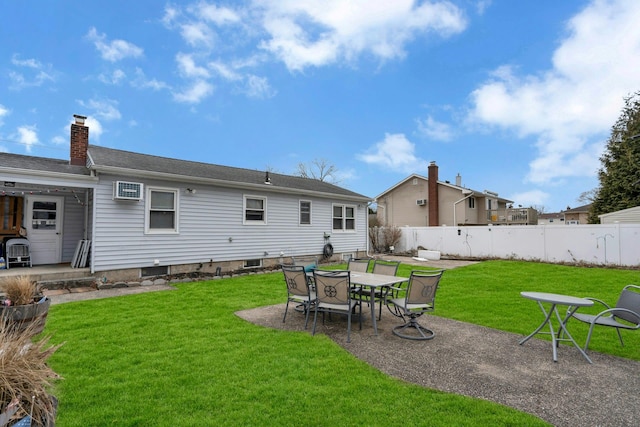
{"left": 244, "top": 196, "right": 266, "bottom": 224}
{"left": 333, "top": 204, "right": 355, "bottom": 231}
{"left": 300, "top": 200, "right": 311, "bottom": 225}
{"left": 146, "top": 187, "right": 178, "bottom": 234}
{"left": 468, "top": 197, "right": 475, "bottom": 209}
{"left": 487, "top": 199, "right": 493, "bottom": 210}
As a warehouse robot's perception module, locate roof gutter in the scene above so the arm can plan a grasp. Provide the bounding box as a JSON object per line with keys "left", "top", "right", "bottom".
{"left": 0, "top": 166, "right": 99, "bottom": 188}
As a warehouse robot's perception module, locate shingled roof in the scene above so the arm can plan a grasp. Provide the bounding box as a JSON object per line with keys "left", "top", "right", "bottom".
{"left": 87, "top": 145, "right": 370, "bottom": 201}
{"left": 0, "top": 151, "right": 91, "bottom": 176}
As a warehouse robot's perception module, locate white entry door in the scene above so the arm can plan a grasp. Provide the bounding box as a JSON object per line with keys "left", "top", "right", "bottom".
{"left": 25, "top": 195, "right": 64, "bottom": 265}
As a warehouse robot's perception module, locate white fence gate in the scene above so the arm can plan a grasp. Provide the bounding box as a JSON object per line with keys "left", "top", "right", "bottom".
{"left": 394, "top": 224, "right": 640, "bottom": 267}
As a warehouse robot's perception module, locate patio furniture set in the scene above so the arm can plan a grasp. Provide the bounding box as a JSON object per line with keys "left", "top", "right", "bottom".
{"left": 282, "top": 257, "right": 444, "bottom": 342}
{"left": 282, "top": 256, "right": 640, "bottom": 362}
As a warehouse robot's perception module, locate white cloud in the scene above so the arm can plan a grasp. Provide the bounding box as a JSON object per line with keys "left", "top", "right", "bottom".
{"left": 162, "top": 1, "right": 466, "bottom": 102}
{"left": 257, "top": 0, "right": 467, "bottom": 71}
{"left": 416, "top": 115, "right": 453, "bottom": 141}
{"left": 508, "top": 189, "right": 549, "bottom": 209}
{"left": 15, "top": 125, "right": 39, "bottom": 152}
{"left": 243, "top": 75, "right": 276, "bottom": 98}
{"left": 173, "top": 80, "right": 215, "bottom": 103}
{"left": 192, "top": 3, "right": 241, "bottom": 25}
{"left": 78, "top": 99, "right": 121, "bottom": 121}
{"left": 357, "top": 133, "right": 425, "bottom": 173}
{"left": 0, "top": 104, "right": 9, "bottom": 126}
{"left": 84, "top": 116, "right": 104, "bottom": 140}
{"left": 7, "top": 55, "right": 55, "bottom": 90}
{"left": 131, "top": 68, "right": 170, "bottom": 91}
{"left": 86, "top": 27, "right": 144, "bottom": 62}
{"left": 176, "top": 53, "right": 210, "bottom": 79}
{"left": 181, "top": 22, "right": 215, "bottom": 48}
{"left": 98, "top": 69, "right": 127, "bottom": 85}
{"left": 468, "top": 0, "right": 640, "bottom": 185}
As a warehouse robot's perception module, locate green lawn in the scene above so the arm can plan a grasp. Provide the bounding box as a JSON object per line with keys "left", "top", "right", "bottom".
{"left": 44, "top": 260, "right": 639, "bottom": 426}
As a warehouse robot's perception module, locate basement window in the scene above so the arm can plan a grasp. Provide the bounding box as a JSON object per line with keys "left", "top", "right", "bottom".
{"left": 141, "top": 266, "right": 169, "bottom": 277}
{"left": 244, "top": 259, "right": 262, "bottom": 269}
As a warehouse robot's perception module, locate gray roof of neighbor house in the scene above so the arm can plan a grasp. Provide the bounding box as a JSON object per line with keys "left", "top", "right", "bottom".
{"left": 87, "top": 145, "right": 370, "bottom": 201}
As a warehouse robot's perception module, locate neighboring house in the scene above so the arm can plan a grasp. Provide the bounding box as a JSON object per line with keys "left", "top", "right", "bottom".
{"left": 538, "top": 212, "right": 565, "bottom": 225}
{"left": 0, "top": 115, "right": 371, "bottom": 281}
{"left": 599, "top": 205, "right": 640, "bottom": 224}
{"left": 375, "top": 162, "right": 533, "bottom": 227}
{"left": 563, "top": 204, "right": 592, "bottom": 225}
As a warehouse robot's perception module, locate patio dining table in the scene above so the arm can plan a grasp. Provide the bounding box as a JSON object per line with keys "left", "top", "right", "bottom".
{"left": 349, "top": 272, "right": 409, "bottom": 335}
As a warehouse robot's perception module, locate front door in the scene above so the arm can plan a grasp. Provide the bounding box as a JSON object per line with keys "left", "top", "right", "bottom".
{"left": 25, "top": 195, "right": 64, "bottom": 265}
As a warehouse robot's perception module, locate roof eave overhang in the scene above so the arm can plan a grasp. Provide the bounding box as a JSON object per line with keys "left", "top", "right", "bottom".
{"left": 92, "top": 165, "right": 371, "bottom": 203}
{"left": 0, "top": 166, "right": 99, "bottom": 188}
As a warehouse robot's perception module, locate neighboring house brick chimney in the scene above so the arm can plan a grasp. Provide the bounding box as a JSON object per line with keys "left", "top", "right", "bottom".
{"left": 428, "top": 161, "right": 439, "bottom": 226}
{"left": 70, "top": 114, "right": 88, "bottom": 166}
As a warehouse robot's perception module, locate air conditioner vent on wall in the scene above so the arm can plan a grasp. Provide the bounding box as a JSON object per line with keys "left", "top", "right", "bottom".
{"left": 114, "top": 181, "right": 143, "bottom": 200}
{"left": 416, "top": 199, "right": 427, "bottom": 206}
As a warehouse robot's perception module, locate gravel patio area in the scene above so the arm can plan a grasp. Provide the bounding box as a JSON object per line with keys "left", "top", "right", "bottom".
{"left": 236, "top": 257, "right": 640, "bottom": 427}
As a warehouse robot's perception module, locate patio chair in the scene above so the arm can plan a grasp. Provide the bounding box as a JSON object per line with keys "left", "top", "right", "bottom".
{"left": 282, "top": 265, "right": 316, "bottom": 329}
{"left": 568, "top": 284, "right": 640, "bottom": 351}
{"left": 312, "top": 270, "right": 361, "bottom": 343}
{"left": 347, "top": 257, "right": 372, "bottom": 272}
{"left": 386, "top": 270, "right": 444, "bottom": 340}
{"left": 371, "top": 259, "right": 400, "bottom": 276}
{"left": 291, "top": 255, "right": 319, "bottom": 273}
{"left": 365, "top": 259, "right": 401, "bottom": 319}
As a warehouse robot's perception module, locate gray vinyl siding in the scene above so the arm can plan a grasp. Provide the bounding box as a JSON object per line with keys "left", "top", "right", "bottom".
{"left": 91, "top": 175, "right": 368, "bottom": 272}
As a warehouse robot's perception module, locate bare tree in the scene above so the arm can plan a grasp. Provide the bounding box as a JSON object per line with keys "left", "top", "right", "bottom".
{"left": 295, "top": 158, "right": 340, "bottom": 183}
{"left": 577, "top": 188, "right": 598, "bottom": 205}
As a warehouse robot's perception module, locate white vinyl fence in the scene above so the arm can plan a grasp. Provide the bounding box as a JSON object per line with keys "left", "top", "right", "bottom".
{"left": 393, "top": 224, "right": 640, "bottom": 267}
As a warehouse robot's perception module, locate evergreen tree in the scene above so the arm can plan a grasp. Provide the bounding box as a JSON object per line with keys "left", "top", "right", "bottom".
{"left": 589, "top": 92, "right": 640, "bottom": 222}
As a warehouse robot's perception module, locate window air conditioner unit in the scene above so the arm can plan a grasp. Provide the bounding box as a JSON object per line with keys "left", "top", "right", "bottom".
{"left": 114, "top": 181, "right": 143, "bottom": 200}
{"left": 416, "top": 199, "right": 427, "bottom": 206}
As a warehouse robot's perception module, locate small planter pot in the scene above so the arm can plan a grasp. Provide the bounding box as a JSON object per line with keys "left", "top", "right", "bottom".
{"left": 0, "top": 297, "right": 51, "bottom": 336}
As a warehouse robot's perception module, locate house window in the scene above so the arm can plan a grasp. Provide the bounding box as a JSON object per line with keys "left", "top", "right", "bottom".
{"left": 146, "top": 187, "right": 178, "bottom": 234}
{"left": 333, "top": 204, "right": 355, "bottom": 231}
{"left": 468, "top": 197, "right": 475, "bottom": 209}
{"left": 244, "top": 196, "right": 266, "bottom": 224}
{"left": 244, "top": 259, "right": 262, "bottom": 268}
{"left": 300, "top": 200, "right": 311, "bottom": 225}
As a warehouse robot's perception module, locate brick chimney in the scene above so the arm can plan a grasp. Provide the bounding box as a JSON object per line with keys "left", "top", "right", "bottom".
{"left": 428, "top": 161, "right": 439, "bottom": 226}
{"left": 70, "top": 114, "right": 88, "bottom": 166}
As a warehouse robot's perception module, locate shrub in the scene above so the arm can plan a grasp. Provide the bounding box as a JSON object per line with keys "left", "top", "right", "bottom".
{"left": 0, "top": 321, "right": 62, "bottom": 426}
{"left": 0, "top": 276, "right": 38, "bottom": 306}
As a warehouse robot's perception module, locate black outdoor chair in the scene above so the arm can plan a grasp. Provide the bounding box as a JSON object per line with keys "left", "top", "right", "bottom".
{"left": 386, "top": 270, "right": 444, "bottom": 340}
{"left": 281, "top": 264, "right": 316, "bottom": 329}
{"left": 568, "top": 284, "right": 640, "bottom": 351}
{"left": 312, "top": 270, "right": 361, "bottom": 343}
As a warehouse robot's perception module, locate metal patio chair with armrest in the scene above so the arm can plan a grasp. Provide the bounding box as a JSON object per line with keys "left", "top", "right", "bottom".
{"left": 281, "top": 264, "right": 316, "bottom": 329}
{"left": 312, "top": 270, "right": 361, "bottom": 343}
{"left": 347, "top": 257, "right": 372, "bottom": 297}
{"left": 386, "top": 269, "right": 444, "bottom": 340}
{"left": 347, "top": 257, "right": 372, "bottom": 272}
{"left": 567, "top": 284, "right": 640, "bottom": 351}
{"left": 363, "top": 259, "right": 401, "bottom": 320}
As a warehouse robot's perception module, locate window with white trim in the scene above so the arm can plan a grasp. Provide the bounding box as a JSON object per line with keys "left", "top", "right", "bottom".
{"left": 332, "top": 204, "right": 355, "bottom": 231}
{"left": 146, "top": 187, "right": 178, "bottom": 234}
{"left": 244, "top": 196, "right": 266, "bottom": 224}
{"left": 300, "top": 200, "right": 311, "bottom": 225}
{"left": 468, "top": 197, "right": 475, "bottom": 209}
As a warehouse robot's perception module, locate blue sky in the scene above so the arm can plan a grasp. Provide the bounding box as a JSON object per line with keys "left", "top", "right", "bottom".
{"left": 2, "top": 0, "right": 640, "bottom": 212}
